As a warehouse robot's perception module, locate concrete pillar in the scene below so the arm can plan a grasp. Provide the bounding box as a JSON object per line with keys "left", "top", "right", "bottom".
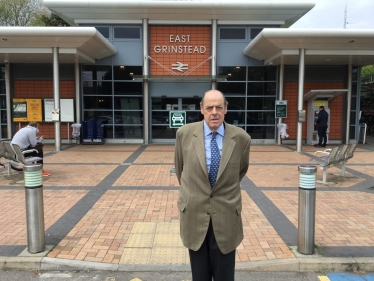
{"left": 346, "top": 61, "right": 352, "bottom": 144}
{"left": 4, "top": 60, "right": 12, "bottom": 138}
{"left": 53, "top": 47, "right": 61, "bottom": 151}
{"left": 143, "top": 19, "right": 149, "bottom": 144}
{"left": 211, "top": 19, "right": 217, "bottom": 90}
{"left": 75, "top": 60, "right": 81, "bottom": 124}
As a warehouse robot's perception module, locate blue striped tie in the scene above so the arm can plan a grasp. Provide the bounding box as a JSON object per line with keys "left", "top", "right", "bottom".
{"left": 209, "top": 132, "right": 220, "bottom": 188}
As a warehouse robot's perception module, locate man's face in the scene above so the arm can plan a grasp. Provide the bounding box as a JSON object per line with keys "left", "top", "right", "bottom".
{"left": 200, "top": 90, "right": 227, "bottom": 132}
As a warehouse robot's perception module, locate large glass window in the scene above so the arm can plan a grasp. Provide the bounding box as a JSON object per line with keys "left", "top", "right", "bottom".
{"left": 82, "top": 65, "right": 143, "bottom": 139}
{"left": 219, "top": 28, "right": 246, "bottom": 40}
{"left": 0, "top": 66, "right": 6, "bottom": 138}
{"left": 250, "top": 28, "right": 263, "bottom": 39}
{"left": 217, "top": 66, "right": 277, "bottom": 139}
{"left": 113, "top": 27, "right": 141, "bottom": 39}
{"left": 351, "top": 66, "right": 359, "bottom": 138}
{"left": 95, "top": 27, "right": 110, "bottom": 38}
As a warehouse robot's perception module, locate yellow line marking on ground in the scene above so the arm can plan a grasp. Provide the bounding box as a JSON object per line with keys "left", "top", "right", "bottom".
{"left": 129, "top": 278, "right": 142, "bottom": 281}
{"left": 318, "top": 276, "right": 330, "bottom": 281}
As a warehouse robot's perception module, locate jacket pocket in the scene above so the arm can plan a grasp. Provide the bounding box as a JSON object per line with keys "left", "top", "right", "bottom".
{"left": 236, "top": 202, "right": 242, "bottom": 215}
{"left": 177, "top": 199, "right": 186, "bottom": 212}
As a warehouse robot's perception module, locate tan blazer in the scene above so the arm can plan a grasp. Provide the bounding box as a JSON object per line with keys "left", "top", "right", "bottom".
{"left": 174, "top": 121, "right": 251, "bottom": 254}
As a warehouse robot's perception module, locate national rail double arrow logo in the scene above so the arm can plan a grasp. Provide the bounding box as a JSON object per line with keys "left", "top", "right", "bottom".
{"left": 172, "top": 62, "right": 188, "bottom": 72}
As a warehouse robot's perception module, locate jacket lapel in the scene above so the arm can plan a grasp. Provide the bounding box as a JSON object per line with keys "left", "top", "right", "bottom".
{"left": 216, "top": 123, "right": 236, "bottom": 183}
{"left": 192, "top": 121, "right": 209, "bottom": 179}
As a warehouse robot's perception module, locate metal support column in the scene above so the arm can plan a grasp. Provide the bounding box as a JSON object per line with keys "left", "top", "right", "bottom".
{"left": 143, "top": 19, "right": 149, "bottom": 144}
{"left": 277, "top": 57, "right": 284, "bottom": 145}
{"left": 75, "top": 60, "right": 81, "bottom": 124}
{"left": 211, "top": 19, "right": 217, "bottom": 90}
{"left": 346, "top": 61, "right": 352, "bottom": 144}
{"left": 4, "top": 60, "right": 12, "bottom": 138}
{"left": 53, "top": 47, "right": 61, "bottom": 151}
{"left": 297, "top": 49, "right": 305, "bottom": 153}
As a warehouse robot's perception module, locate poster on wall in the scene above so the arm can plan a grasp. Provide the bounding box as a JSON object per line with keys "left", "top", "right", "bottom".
{"left": 13, "top": 98, "right": 42, "bottom": 122}
{"left": 13, "top": 99, "right": 28, "bottom": 122}
{"left": 26, "top": 99, "right": 42, "bottom": 122}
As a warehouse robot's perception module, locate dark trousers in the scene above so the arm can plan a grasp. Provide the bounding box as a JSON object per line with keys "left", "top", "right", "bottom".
{"left": 24, "top": 143, "right": 44, "bottom": 165}
{"left": 317, "top": 126, "right": 328, "bottom": 146}
{"left": 189, "top": 220, "right": 236, "bottom": 281}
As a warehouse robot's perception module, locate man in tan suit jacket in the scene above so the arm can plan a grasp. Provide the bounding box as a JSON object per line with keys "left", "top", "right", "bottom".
{"left": 174, "top": 90, "right": 251, "bottom": 281}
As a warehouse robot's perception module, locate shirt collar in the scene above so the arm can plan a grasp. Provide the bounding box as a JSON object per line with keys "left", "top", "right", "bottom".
{"left": 203, "top": 121, "right": 225, "bottom": 137}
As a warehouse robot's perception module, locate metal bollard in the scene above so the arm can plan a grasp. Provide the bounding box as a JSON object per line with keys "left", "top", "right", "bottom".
{"left": 297, "top": 165, "right": 317, "bottom": 255}
{"left": 24, "top": 164, "right": 45, "bottom": 254}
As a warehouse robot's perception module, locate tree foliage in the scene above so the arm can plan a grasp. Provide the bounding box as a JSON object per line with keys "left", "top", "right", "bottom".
{"left": 0, "top": 0, "right": 47, "bottom": 26}
{"left": 32, "top": 12, "right": 69, "bottom": 26}
{"left": 362, "top": 65, "right": 374, "bottom": 78}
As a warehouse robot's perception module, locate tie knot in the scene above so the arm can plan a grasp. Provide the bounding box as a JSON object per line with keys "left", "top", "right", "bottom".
{"left": 211, "top": 132, "right": 217, "bottom": 139}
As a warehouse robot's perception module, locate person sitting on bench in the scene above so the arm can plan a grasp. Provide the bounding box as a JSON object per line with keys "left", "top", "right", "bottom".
{"left": 11, "top": 122, "right": 51, "bottom": 176}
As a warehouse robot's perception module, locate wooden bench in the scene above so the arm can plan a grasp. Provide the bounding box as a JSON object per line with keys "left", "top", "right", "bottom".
{"left": 0, "top": 141, "right": 42, "bottom": 175}
{"left": 313, "top": 143, "right": 357, "bottom": 184}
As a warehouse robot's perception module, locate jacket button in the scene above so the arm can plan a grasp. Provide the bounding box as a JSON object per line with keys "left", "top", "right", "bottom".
{"left": 210, "top": 195, "right": 213, "bottom": 198}
{"left": 207, "top": 212, "right": 210, "bottom": 215}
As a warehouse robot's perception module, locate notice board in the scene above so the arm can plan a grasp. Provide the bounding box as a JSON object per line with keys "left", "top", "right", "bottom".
{"left": 43, "top": 99, "right": 74, "bottom": 122}
{"left": 60, "top": 99, "right": 74, "bottom": 122}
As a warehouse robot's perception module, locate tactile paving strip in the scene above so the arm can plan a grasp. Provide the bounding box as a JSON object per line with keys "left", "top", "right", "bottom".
{"left": 150, "top": 247, "right": 186, "bottom": 264}
{"left": 155, "top": 222, "right": 180, "bottom": 234}
{"left": 125, "top": 234, "right": 154, "bottom": 248}
{"left": 153, "top": 234, "right": 184, "bottom": 248}
{"left": 131, "top": 222, "right": 157, "bottom": 233}
{"left": 120, "top": 248, "right": 151, "bottom": 264}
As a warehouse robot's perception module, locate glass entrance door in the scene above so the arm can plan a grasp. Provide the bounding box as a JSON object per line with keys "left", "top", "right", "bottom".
{"left": 151, "top": 97, "right": 202, "bottom": 142}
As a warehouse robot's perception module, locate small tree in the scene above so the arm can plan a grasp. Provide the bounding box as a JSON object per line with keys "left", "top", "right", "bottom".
{"left": 0, "top": 0, "right": 48, "bottom": 26}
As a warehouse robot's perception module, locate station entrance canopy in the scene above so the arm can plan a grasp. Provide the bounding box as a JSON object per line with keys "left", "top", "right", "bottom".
{"left": 243, "top": 28, "right": 374, "bottom": 66}
{"left": 0, "top": 27, "right": 117, "bottom": 64}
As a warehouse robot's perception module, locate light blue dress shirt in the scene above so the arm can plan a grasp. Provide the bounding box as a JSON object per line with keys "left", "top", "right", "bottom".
{"left": 203, "top": 121, "right": 224, "bottom": 173}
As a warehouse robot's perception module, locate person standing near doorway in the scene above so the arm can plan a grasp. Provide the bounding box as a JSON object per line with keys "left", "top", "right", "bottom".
{"left": 314, "top": 105, "right": 329, "bottom": 147}
{"left": 174, "top": 90, "right": 251, "bottom": 281}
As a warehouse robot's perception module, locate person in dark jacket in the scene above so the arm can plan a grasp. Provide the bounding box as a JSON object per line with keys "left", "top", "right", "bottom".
{"left": 314, "top": 106, "right": 329, "bottom": 147}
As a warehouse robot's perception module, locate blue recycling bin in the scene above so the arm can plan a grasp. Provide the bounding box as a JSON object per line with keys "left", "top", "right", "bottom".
{"left": 82, "top": 120, "right": 104, "bottom": 144}
{"left": 92, "top": 120, "right": 104, "bottom": 143}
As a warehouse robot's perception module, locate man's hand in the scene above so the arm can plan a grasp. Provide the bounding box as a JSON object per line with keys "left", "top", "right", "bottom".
{"left": 37, "top": 136, "right": 44, "bottom": 142}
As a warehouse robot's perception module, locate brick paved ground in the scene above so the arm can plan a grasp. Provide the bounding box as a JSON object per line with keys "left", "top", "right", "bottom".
{"left": 0, "top": 190, "right": 87, "bottom": 245}
{"left": 265, "top": 191, "right": 374, "bottom": 247}
{"left": 1, "top": 142, "right": 373, "bottom": 265}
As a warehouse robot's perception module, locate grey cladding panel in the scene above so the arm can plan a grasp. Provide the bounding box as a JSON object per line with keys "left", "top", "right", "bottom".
{"left": 217, "top": 42, "right": 249, "bottom": 66}
{"left": 112, "top": 41, "right": 143, "bottom": 66}
{"left": 150, "top": 82, "right": 211, "bottom": 97}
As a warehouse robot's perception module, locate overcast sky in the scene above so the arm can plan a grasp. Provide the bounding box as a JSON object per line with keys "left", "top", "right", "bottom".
{"left": 290, "top": 0, "right": 374, "bottom": 29}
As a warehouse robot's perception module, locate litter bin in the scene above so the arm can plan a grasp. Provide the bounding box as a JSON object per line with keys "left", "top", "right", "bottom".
{"left": 297, "top": 165, "right": 317, "bottom": 255}
{"left": 24, "top": 164, "right": 45, "bottom": 254}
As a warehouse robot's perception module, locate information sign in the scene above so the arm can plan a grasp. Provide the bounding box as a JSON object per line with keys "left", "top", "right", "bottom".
{"left": 275, "top": 100, "right": 287, "bottom": 118}
{"left": 26, "top": 99, "right": 42, "bottom": 122}
{"left": 169, "top": 111, "right": 186, "bottom": 128}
